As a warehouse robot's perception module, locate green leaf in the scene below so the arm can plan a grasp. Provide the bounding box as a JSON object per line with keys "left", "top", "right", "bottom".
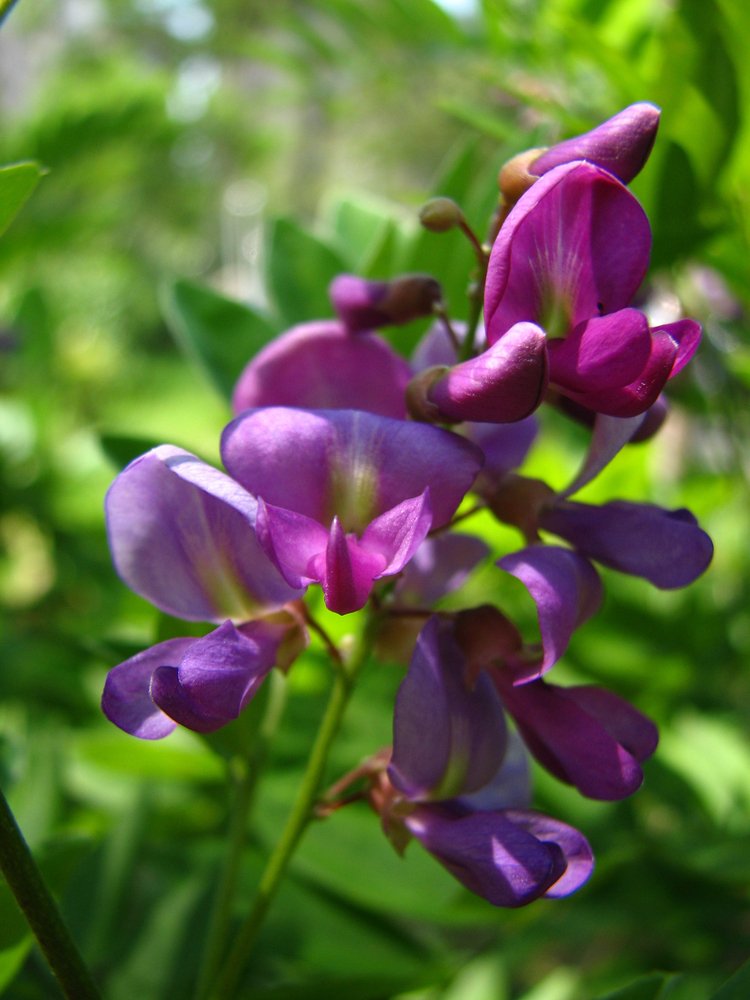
{"left": 161, "top": 279, "right": 277, "bottom": 401}
{"left": 266, "top": 217, "right": 348, "bottom": 326}
{"left": 98, "top": 433, "right": 165, "bottom": 470}
{"left": 710, "top": 958, "right": 750, "bottom": 999}
{"left": 0, "top": 161, "right": 43, "bottom": 237}
{"left": 0, "top": 936, "right": 33, "bottom": 995}
{"left": 593, "top": 972, "right": 677, "bottom": 1000}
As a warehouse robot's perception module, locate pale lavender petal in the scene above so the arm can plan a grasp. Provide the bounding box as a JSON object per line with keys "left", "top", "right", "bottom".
{"left": 530, "top": 103, "right": 660, "bottom": 183}
{"left": 429, "top": 322, "right": 548, "bottom": 423}
{"left": 499, "top": 546, "right": 603, "bottom": 682}
{"left": 405, "top": 804, "right": 567, "bottom": 907}
{"left": 102, "top": 638, "right": 194, "bottom": 739}
{"left": 411, "top": 322, "right": 459, "bottom": 371}
{"left": 547, "top": 309, "right": 651, "bottom": 393}
{"left": 502, "top": 810, "right": 594, "bottom": 898}
{"left": 539, "top": 500, "right": 714, "bottom": 588}
{"left": 105, "top": 446, "right": 299, "bottom": 622}
{"left": 498, "top": 678, "right": 656, "bottom": 799}
{"left": 561, "top": 412, "right": 647, "bottom": 498}
{"left": 232, "top": 320, "right": 410, "bottom": 418}
{"left": 222, "top": 408, "right": 482, "bottom": 532}
{"left": 389, "top": 616, "right": 507, "bottom": 800}
{"left": 393, "top": 532, "right": 490, "bottom": 607}
{"left": 150, "top": 620, "right": 276, "bottom": 733}
{"left": 485, "top": 162, "right": 651, "bottom": 343}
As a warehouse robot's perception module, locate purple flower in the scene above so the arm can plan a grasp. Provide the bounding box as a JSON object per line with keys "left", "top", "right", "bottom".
{"left": 221, "top": 408, "right": 482, "bottom": 614}
{"left": 404, "top": 804, "right": 592, "bottom": 907}
{"left": 530, "top": 103, "right": 661, "bottom": 184}
{"left": 377, "top": 615, "right": 593, "bottom": 906}
{"left": 102, "top": 617, "right": 301, "bottom": 739}
{"left": 105, "top": 445, "right": 302, "bottom": 622}
{"left": 389, "top": 616, "right": 507, "bottom": 800}
{"left": 538, "top": 499, "right": 714, "bottom": 588}
{"left": 499, "top": 545, "right": 603, "bottom": 682}
{"left": 232, "top": 320, "right": 411, "bottom": 419}
{"left": 495, "top": 675, "right": 659, "bottom": 800}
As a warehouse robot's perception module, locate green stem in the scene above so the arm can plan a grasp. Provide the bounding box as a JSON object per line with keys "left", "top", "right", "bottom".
{"left": 193, "top": 671, "right": 288, "bottom": 1000}
{"left": 210, "top": 614, "right": 375, "bottom": 999}
{"left": 0, "top": 0, "right": 21, "bottom": 25}
{"left": 0, "top": 787, "right": 101, "bottom": 1000}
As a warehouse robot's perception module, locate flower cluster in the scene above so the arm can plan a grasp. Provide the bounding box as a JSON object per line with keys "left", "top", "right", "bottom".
{"left": 102, "top": 104, "right": 712, "bottom": 908}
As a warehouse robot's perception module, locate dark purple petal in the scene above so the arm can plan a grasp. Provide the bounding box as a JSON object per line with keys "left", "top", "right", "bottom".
{"left": 502, "top": 810, "right": 594, "bottom": 898}
{"left": 389, "top": 616, "right": 507, "bottom": 800}
{"left": 548, "top": 309, "right": 651, "bottom": 393}
{"left": 405, "top": 804, "right": 567, "bottom": 907}
{"left": 429, "top": 322, "right": 548, "bottom": 423}
{"left": 149, "top": 620, "right": 276, "bottom": 733}
{"left": 457, "top": 730, "right": 532, "bottom": 812}
{"left": 101, "top": 638, "right": 195, "bottom": 739}
{"left": 499, "top": 546, "right": 603, "bottom": 682}
{"left": 485, "top": 162, "right": 651, "bottom": 343}
{"left": 530, "top": 103, "right": 660, "bottom": 183}
{"left": 105, "top": 446, "right": 300, "bottom": 621}
{"left": 498, "top": 678, "right": 657, "bottom": 799}
{"left": 232, "top": 320, "right": 410, "bottom": 419}
{"left": 222, "top": 408, "right": 482, "bottom": 532}
{"left": 658, "top": 318, "right": 702, "bottom": 378}
{"left": 539, "top": 500, "right": 714, "bottom": 588}
{"left": 393, "top": 532, "right": 490, "bottom": 607}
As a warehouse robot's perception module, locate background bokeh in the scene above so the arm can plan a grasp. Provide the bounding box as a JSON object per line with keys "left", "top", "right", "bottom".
{"left": 1, "top": 1, "right": 749, "bottom": 997}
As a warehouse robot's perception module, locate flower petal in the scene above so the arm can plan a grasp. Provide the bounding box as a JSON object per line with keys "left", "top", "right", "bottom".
{"left": 222, "top": 408, "right": 482, "bottom": 532}
{"left": 405, "top": 804, "right": 568, "bottom": 907}
{"left": 530, "top": 103, "right": 660, "bottom": 184}
{"left": 548, "top": 309, "right": 651, "bottom": 393}
{"left": 393, "top": 532, "right": 490, "bottom": 608}
{"left": 503, "top": 810, "right": 594, "bottom": 899}
{"left": 105, "top": 446, "right": 299, "bottom": 621}
{"left": 102, "top": 637, "right": 195, "bottom": 739}
{"left": 232, "top": 320, "right": 410, "bottom": 419}
{"left": 485, "top": 162, "right": 651, "bottom": 343}
{"left": 539, "top": 500, "right": 714, "bottom": 588}
{"left": 429, "top": 322, "right": 548, "bottom": 423}
{"left": 499, "top": 545, "right": 603, "bottom": 682}
{"left": 389, "top": 616, "right": 507, "bottom": 800}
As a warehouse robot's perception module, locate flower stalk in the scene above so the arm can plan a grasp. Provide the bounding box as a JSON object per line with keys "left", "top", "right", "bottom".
{"left": 0, "top": 786, "right": 101, "bottom": 1000}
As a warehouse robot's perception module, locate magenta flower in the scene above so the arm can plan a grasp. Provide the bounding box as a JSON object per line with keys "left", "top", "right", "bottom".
{"left": 413, "top": 322, "right": 549, "bottom": 424}
{"left": 232, "top": 320, "right": 411, "bottom": 419}
{"left": 221, "top": 408, "right": 482, "bottom": 614}
{"left": 530, "top": 103, "right": 661, "bottom": 184}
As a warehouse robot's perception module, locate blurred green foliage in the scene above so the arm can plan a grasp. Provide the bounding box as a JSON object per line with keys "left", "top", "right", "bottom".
{"left": 1, "top": 0, "right": 749, "bottom": 997}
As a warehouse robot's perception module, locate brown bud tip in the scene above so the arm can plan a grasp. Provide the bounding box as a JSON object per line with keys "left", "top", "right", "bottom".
{"left": 419, "top": 197, "right": 465, "bottom": 232}
{"left": 381, "top": 274, "right": 443, "bottom": 325}
{"left": 485, "top": 473, "right": 555, "bottom": 540}
{"left": 406, "top": 365, "right": 451, "bottom": 423}
{"left": 497, "top": 147, "right": 548, "bottom": 206}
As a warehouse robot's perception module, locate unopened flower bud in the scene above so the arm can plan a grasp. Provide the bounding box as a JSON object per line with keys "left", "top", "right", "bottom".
{"left": 419, "top": 197, "right": 465, "bottom": 232}
{"left": 330, "top": 273, "right": 442, "bottom": 332}
{"left": 485, "top": 473, "right": 555, "bottom": 541}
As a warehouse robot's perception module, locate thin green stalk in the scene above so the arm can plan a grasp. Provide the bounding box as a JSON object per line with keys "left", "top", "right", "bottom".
{"left": 193, "top": 671, "right": 288, "bottom": 1000}
{"left": 210, "top": 614, "right": 376, "bottom": 1000}
{"left": 0, "top": 0, "right": 21, "bottom": 25}
{"left": 0, "top": 786, "right": 101, "bottom": 1000}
